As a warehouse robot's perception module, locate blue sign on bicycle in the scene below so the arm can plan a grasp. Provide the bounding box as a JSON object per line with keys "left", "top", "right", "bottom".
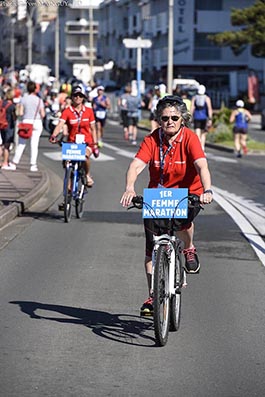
{"left": 62, "top": 143, "right": 86, "bottom": 161}
{"left": 143, "top": 188, "right": 188, "bottom": 219}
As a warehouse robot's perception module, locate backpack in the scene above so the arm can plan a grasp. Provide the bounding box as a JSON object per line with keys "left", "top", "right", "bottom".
{"left": 195, "top": 94, "right": 206, "bottom": 109}
{"left": 0, "top": 100, "right": 12, "bottom": 130}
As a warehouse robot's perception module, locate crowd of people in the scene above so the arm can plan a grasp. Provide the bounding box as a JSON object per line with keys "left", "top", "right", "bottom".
{"left": 0, "top": 71, "right": 113, "bottom": 173}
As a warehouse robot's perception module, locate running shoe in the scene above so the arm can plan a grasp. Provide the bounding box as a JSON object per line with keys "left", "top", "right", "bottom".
{"left": 140, "top": 297, "right": 154, "bottom": 316}
{"left": 242, "top": 145, "right": 248, "bottom": 155}
{"left": 183, "top": 246, "right": 200, "bottom": 273}
{"left": 1, "top": 164, "right": 16, "bottom": 170}
{"left": 30, "top": 165, "right": 38, "bottom": 172}
{"left": 2, "top": 163, "right": 16, "bottom": 170}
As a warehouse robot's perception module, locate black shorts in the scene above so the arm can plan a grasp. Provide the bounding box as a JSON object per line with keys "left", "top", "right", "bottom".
{"left": 144, "top": 198, "right": 201, "bottom": 257}
{"left": 0, "top": 128, "right": 14, "bottom": 145}
{"left": 96, "top": 117, "right": 106, "bottom": 127}
{"left": 233, "top": 127, "right": 247, "bottom": 134}
{"left": 127, "top": 116, "right": 139, "bottom": 127}
{"left": 194, "top": 119, "right": 207, "bottom": 131}
{"left": 120, "top": 110, "right": 129, "bottom": 128}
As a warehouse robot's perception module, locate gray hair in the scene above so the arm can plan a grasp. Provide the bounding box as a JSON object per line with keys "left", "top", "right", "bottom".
{"left": 155, "top": 95, "right": 192, "bottom": 127}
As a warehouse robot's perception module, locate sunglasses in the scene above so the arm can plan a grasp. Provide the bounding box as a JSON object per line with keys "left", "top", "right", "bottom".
{"left": 73, "top": 93, "right": 84, "bottom": 98}
{"left": 161, "top": 115, "right": 180, "bottom": 122}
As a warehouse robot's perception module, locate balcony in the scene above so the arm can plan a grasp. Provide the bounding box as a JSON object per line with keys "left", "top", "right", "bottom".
{"left": 65, "top": 20, "right": 98, "bottom": 35}
{"left": 65, "top": 46, "right": 97, "bottom": 61}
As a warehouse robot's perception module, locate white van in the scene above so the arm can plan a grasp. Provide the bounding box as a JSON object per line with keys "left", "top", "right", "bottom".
{"left": 172, "top": 78, "right": 200, "bottom": 97}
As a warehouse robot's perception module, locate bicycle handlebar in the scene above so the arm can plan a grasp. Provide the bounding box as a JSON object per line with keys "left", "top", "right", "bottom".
{"left": 130, "top": 194, "right": 202, "bottom": 212}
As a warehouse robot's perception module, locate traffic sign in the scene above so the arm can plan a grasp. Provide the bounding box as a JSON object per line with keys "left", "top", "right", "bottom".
{"left": 123, "top": 37, "right": 152, "bottom": 49}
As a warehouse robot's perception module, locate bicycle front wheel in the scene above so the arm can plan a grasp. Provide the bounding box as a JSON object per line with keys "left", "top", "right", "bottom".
{"left": 63, "top": 167, "right": 72, "bottom": 223}
{"left": 153, "top": 245, "right": 170, "bottom": 346}
{"left": 75, "top": 172, "right": 86, "bottom": 219}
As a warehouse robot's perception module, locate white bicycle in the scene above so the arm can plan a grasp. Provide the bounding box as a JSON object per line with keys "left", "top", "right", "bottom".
{"left": 131, "top": 193, "right": 201, "bottom": 346}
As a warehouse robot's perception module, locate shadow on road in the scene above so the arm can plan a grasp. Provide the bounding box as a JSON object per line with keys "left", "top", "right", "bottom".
{"left": 10, "top": 300, "right": 156, "bottom": 347}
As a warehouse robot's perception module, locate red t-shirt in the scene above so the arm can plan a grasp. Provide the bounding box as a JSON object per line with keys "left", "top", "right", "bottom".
{"left": 135, "top": 127, "right": 206, "bottom": 195}
{"left": 60, "top": 105, "right": 95, "bottom": 144}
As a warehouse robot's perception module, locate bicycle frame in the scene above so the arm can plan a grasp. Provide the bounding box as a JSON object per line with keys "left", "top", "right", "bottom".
{"left": 63, "top": 160, "right": 84, "bottom": 199}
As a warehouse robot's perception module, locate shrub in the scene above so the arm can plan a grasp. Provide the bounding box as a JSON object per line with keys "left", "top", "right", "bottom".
{"left": 212, "top": 106, "right": 232, "bottom": 127}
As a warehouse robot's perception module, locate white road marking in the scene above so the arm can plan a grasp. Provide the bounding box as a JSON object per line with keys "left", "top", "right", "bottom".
{"left": 43, "top": 151, "right": 115, "bottom": 161}
{"left": 206, "top": 153, "right": 237, "bottom": 163}
{"left": 43, "top": 152, "right": 62, "bottom": 161}
{"left": 213, "top": 185, "right": 265, "bottom": 267}
{"left": 102, "top": 142, "right": 135, "bottom": 158}
{"left": 213, "top": 187, "right": 265, "bottom": 236}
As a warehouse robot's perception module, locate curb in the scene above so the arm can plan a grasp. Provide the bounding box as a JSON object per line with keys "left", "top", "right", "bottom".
{"left": 204, "top": 142, "right": 234, "bottom": 153}
{"left": 0, "top": 169, "right": 49, "bottom": 230}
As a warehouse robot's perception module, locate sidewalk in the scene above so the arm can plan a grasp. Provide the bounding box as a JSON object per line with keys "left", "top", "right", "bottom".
{"left": 0, "top": 156, "right": 49, "bottom": 230}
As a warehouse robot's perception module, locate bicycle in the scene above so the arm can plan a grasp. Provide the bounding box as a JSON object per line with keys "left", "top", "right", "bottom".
{"left": 60, "top": 141, "right": 89, "bottom": 223}
{"left": 129, "top": 192, "right": 201, "bottom": 346}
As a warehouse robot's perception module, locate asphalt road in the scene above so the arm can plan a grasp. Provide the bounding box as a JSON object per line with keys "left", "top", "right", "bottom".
{"left": 0, "top": 122, "right": 265, "bottom": 397}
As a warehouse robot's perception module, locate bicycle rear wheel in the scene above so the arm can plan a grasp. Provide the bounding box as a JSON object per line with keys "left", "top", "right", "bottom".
{"left": 170, "top": 249, "right": 184, "bottom": 331}
{"left": 153, "top": 245, "right": 170, "bottom": 346}
{"left": 63, "top": 167, "right": 72, "bottom": 223}
{"left": 75, "top": 170, "right": 86, "bottom": 219}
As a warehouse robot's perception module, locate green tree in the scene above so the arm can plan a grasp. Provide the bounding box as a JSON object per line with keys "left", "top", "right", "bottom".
{"left": 208, "top": 0, "right": 265, "bottom": 57}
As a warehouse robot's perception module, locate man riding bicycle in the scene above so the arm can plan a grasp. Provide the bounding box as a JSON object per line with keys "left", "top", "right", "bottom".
{"left": 120, "top": 95, "right": 213, "bottom": 316}
{"left": 50, "top": 85, "right": 98, "bottom": 186}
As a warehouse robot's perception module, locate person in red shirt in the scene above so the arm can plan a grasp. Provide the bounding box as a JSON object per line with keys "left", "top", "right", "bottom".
{"left": 120, "top": 95, "right": 213, "bottom": 316}
{"left": 50, "top": 86, "right": 98, "bottom": 186}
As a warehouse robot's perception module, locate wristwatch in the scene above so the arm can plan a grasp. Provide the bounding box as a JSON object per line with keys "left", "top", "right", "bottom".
{"left": 204, "top": 189, "right": 213, "bottom": 195}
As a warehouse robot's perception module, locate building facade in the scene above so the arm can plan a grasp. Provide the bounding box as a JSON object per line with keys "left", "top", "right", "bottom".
{"left": 1, "top": 0, "right": 264, "bottom": 106}
{"left": 98, "top": 0, "right": 264, "bottom": 105}
{"left": 0, "top": 0, "right": 101, "bottom": 85}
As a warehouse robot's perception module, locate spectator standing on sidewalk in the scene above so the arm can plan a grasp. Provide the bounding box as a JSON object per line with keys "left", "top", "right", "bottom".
{"left": 10, "top": 81, "right": 45, "bottom": 172}
{"left": 191, "top": 84, "right": 213, "bottom": 151}
{"left": 0, "top": 88, "right": 17, "bottom": 170}
{"left": 229, "top": 99, "right": 252, "bottom": 158}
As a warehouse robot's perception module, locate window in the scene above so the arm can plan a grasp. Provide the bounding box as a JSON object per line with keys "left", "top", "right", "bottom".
{"left": 194, "top": 31, "right": 221, "bottom": 60}
{"left": 195, "top": 0, "right": 222, "bottom": 10}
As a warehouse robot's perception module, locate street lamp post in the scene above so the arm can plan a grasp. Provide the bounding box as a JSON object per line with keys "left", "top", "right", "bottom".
{"left": 167, "top": 0, "right": 174, "bottom": 94}
{"left": 123, "top": 37, "right": 152, "bottom": 118}
{"left": 10, "top": 14, "right": 16, "bottom": 70}
{"left": 27, "top": 14, "right": 33, "bottom": 66}
{"left": 55, "top": 8, "right": 60, "bottom": 88}
{"left": 89, "top": 4, "right": 94, "bottom": 86}
{"left": 27, "top": 6, "right": 37, "bottom": 67}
